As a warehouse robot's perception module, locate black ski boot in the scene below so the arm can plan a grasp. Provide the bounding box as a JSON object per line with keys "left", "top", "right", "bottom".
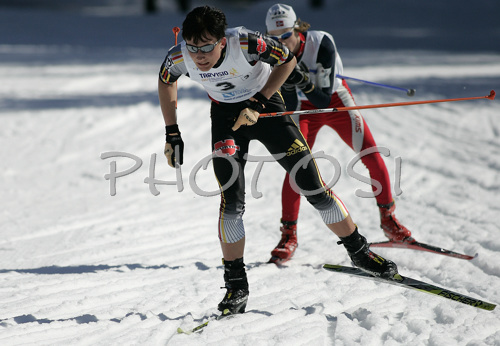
{"left": 339, "top": 228, "right": 398, "bottom": 279}
{"left": 218, "top": 257, "right": 249, "bottom": 315}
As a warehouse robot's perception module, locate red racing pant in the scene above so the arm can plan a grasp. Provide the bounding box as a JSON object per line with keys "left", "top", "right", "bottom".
{"left": 281, "top": 80, "right": 393, "bottom": 222}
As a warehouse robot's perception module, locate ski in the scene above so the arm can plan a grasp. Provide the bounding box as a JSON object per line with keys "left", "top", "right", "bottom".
{"left": 177, "top": 309, "right": 233, "bottom": 334}
{"left": 177, "top": 320, "right": 210, "bottom": 334}
{"left": 369, "top": 239, "right": 477, "bottom": 260}
{"left": 323, "top": 264, "right": 495, "bottom": 311}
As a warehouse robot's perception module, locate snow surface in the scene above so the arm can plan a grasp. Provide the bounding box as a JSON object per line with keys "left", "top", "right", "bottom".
{"left": 1, "top": 0, "right": 499, "bottom": 345}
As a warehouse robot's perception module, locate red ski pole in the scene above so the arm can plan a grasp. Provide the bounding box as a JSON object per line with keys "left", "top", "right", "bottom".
{"left": 172, "top": 26, "right": 180, "bottom": 109}
{"left": 260, "top": 90, "right": 496, "bottom": 118}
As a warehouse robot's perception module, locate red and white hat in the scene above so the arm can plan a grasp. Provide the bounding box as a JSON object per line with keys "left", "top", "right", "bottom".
{"left": 265, "top": 3, "right": 297, "bottom": 32}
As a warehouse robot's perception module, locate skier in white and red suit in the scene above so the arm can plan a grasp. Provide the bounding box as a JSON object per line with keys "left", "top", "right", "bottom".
{"left": 265, "top": 4, "right": 413, "bottom": 264}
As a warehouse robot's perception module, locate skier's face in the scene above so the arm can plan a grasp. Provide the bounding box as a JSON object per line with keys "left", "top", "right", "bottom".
{"left": 268, "top": 28, "right": 298, "bottom": 54}
{"left": 185, "top": 34, "right": 226, "bottom": 72}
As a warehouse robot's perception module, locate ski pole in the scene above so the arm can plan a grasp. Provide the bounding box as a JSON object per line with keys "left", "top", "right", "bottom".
{"left": 260, "top": 90, "right": 496, "bottom": 118}
{"left": 337, "top": 74, "right": 416, "bottom": 97}
{"left": 172, "top": 26, "right": 180, "bottom": 108}
{"left": 173, "top": 26, "right": 180, "bottom": 44}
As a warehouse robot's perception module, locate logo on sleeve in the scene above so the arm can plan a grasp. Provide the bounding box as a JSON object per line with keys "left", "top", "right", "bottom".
{"left": 256, "top": 37, "right": 267, "bottom": 55}
{"left": 214, "top": 139, "right": 240, "bottom": 157}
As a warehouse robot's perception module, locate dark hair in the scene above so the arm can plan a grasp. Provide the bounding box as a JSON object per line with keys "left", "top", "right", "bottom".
{"left": 182, "top": 6, "right": 227, "bottom": 44}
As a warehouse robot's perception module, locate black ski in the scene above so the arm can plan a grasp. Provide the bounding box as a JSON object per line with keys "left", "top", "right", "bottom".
{"left": 369, "top": 239, "right": 477, "bottom": 260}
{"left": 323, "top": 264, "right": 496, "bottom": 311}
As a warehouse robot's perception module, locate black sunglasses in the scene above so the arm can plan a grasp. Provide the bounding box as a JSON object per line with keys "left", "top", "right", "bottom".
{"left": 186, "top": 39, "right": 221, "bottom": 53}
{"left": 269, "top": 29, "right": 294, "bottom": 41}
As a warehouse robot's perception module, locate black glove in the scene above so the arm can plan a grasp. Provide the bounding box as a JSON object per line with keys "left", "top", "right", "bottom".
{"left": 282, "top": 61, "right": 314, "bottom": 93}
{"left": 164, "top": 124, "right": 184, "bottom": 167}
{"left": 247, "top": 91, "right": 268, "bottom": 113}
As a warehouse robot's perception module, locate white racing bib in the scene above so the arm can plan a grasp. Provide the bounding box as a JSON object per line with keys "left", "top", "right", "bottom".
{"left": 297, "top": 30, "right": 343, "bottom": 102}
{"left": 181, "top": 27, "right": 271, "bottom": 103}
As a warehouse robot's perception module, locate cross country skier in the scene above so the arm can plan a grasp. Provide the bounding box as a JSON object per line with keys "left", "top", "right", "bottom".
{"left": 265, "top": 4, "right": 413, "bottom": 265}
{"left": 158, "top": 5, "right": 399, "bottom": 315}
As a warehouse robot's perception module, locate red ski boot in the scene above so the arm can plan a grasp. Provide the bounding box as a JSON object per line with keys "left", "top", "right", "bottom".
{"left": 379, "top": 201, "right": 413, "bottom": 242}
{"left": 269, "top": 220, "right": 298, "bottom": 265}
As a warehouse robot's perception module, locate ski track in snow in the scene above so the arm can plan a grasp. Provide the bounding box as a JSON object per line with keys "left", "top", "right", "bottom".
{"left": 1, "top": 1, "right": 500, "bottom": 345}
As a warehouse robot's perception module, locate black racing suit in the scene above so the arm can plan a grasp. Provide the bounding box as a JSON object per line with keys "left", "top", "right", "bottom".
{"left": 210, "top": 92, "right": 342, "bottom": 243}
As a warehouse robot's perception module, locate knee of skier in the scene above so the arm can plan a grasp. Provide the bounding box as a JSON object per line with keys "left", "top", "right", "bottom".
{"left": 218, "top": 210, "right": 245, "bottom": 243}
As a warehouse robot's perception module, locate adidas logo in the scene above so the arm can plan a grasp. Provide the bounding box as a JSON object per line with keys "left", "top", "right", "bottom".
{"left": 286, "top": 139, "right": 307, "bottom": 156}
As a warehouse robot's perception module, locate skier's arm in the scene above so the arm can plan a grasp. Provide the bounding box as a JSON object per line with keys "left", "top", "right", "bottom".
{"left": 158, "top": 79, "right": 177, "bottom": 126}
{"left": 260, "top": 56, "right": 296, "bottom": 99}
{"left": 158, "top": 45, "right": 186, "bottom": 167}
{"left": 244, "top": 30, "right": 296, "bottom": 99}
